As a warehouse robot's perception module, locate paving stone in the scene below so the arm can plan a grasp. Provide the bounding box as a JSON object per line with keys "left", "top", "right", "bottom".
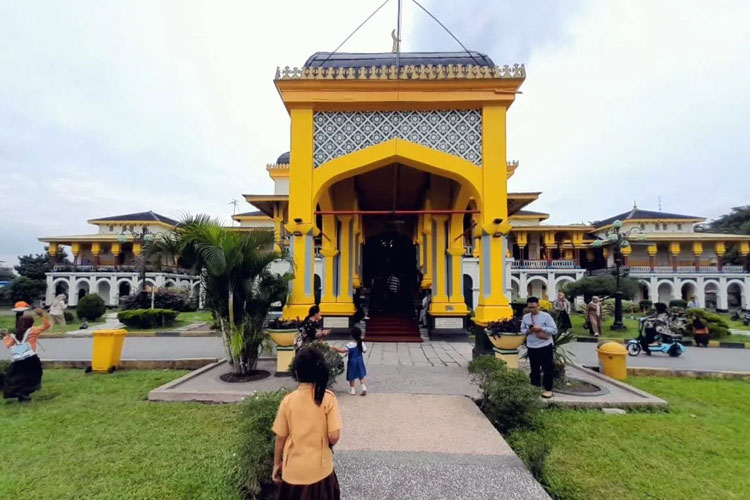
{"left": 601, "top": 408, "right": 627, "bottom": 415}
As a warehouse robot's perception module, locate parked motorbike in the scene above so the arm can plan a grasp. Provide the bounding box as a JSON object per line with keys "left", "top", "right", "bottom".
{"left": 627, "top": 316, "right": 686, "bottom": 357}
{"left": 743, "top": 312, "right": 750, "bottom": 327}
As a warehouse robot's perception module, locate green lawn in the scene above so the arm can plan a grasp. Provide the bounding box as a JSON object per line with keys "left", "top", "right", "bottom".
{"left": 540, "top": 377, "right": 750, "bottom": 500}
{"left": 569, "top": 312, "right": 750, "bottom": 343}
{"left": 0, "top": 369, "right": 239, "bottom": 499}
{"left": 0, "top": 309, "right": 104, "bottom": 333}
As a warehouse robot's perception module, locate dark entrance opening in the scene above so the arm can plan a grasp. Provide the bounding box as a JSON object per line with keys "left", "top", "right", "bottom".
{"left": 363, "top": 229, "right": 418, "bottom": 317}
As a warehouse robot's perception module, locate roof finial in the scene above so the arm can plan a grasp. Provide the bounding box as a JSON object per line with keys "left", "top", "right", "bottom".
{"left": 658, "top": 195, "right": 662, "bottom": 212}
{"left": 633, "top": 200, "right": 637, "bottom": 209}
{"left": 391, "top": 29, "right": 399, "bottom": 53}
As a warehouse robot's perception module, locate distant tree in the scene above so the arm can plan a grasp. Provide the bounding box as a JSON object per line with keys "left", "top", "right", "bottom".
{"left": 0, "top": 266, "right": 13, "bottom": 281}
{"left": 14, "top": 248, "right": 70, "bottom": 280}
{"left": 9, "top": 276, "right": 46, "bottom": 303}
{"left": 561, "top": 276, "right": 639, "bottom": 304}
{"left": 697, "top": 205, "right": 750, "bottom": 264}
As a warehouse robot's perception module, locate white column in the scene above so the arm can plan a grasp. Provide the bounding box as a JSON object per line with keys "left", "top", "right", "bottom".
{"left": 110, "top": 276, "right": 118, "bottom": 306}
{"left": 697, "top": 277, "right": 705, "bottom": 308}
{"left": 519, "top": 272, "right": 528, "bottom": 298}
{"left": 547, "top": 271, "right": 555, "bottom": 297}
{"left": 673, "top": 277, "right": 682, "bottom": 301}
{"left": 45, "top": 274, "right": 54, "bottom": 305}
{"left": 718, "top": 277, "right": 728, "bottom": 311}
{"left": 69, "top": 276, "right": 78, "bottom": 306}
{"left": 650, "top": 277, "right": 658, "bottom": 303}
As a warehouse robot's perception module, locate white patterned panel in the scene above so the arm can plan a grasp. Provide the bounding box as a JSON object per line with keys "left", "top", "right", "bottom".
{"left": 313, "top": 110, "right": 482, "bottom": 167}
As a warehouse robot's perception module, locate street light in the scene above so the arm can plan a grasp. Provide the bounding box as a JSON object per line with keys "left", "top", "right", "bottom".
{"left": 592, "top": 220, "right": 640, "bottom": 331}
{"left": 118, "top": 229, "right": 155, "bottom": 292}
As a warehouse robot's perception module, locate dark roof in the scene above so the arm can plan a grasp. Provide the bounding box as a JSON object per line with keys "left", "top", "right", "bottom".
{"left": 234, "top": 211, "right": 265, "bottom": 217}
{"left": 304, "top": 51, "right": 495, "bottom": 69}
{"left": 276, "top": 151, "right": 290, "bottom": 164}
{"left": 593, "top": 208, "right": 703, "bottom": 228}
{"left": 90, "top": 211, "right": 178, "bottom": 226}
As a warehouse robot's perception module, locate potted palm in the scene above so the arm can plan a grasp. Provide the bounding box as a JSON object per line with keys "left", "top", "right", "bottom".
{"left": 485, "top": 317, "right": 525, "bottom": 368}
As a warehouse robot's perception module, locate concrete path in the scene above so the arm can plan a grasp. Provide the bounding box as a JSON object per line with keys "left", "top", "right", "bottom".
{"left": 5, "top": 336, "right": 749, "bottom": 373}
{"left": 567, "top": 342, "right": 750, "bottom": 372}
{"left": 335, "top": 394, "right": 550, "bottom": 500}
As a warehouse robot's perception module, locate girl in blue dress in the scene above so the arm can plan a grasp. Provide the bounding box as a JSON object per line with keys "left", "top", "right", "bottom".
{"left": 333, "top": 327, "right": 368, "bottom": 396}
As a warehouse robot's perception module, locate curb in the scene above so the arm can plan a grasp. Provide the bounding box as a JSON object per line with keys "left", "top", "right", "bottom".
{"left": 39, "top": 331, "right": 217, "bottom": 339}
{"left": 626, "top": 366, "right": 750, "bottom": 380}
{"left": 41, "top": 358, "right": 218, "bottom": 370}
{"left": 575, "top": 336, "right": 750, "bottom": 349}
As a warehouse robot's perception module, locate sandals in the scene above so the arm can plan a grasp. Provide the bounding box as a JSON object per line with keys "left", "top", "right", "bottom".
{"left": 541, "top": 391, "right": 553, "bottom": 399}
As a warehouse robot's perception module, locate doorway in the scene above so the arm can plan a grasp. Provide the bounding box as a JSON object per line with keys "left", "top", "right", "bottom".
{"left": 363, "top": 229, "right": 418, "bottom": 317}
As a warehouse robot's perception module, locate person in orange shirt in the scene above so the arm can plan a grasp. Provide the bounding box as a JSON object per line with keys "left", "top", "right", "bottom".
{"left": 2, "top": 307, "right": 50, "bottom": 402}
{"left": 272, "top": 346, "right": 342, "bottom": 500}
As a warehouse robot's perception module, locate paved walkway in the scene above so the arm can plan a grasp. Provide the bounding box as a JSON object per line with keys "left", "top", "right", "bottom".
{"left": 6, "top": 336, "right": 749, "bottom": 372}
{"left": 335, "top": 394, "right": 549, "bottom": 499}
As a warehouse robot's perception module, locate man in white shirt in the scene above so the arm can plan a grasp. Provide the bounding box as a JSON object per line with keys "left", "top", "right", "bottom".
{"left": 520, "top": 296, "right": 557, "bottom": 398}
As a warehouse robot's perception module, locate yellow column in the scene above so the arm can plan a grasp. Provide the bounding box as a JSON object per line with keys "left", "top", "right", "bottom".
{"left": 352, "top": 214, "right": 362, "bottom": 289}
{"left": 474, "top": 105, "right": 512, "bottom": 325}
{"left": 647, "top": 244, "right": 657, "bottom": 270}
{"left": 48, "top": 243, "right": 58, "bottom": 256}
{"left": 272, "top": 204, "right": 284, "bottom": 254}
{"left": 515, "top": 231, "right": 528, "bottom": 260}
{"left": 447, "top": 214, "right": 469, "bottom": 314}
{"left": 669, "top": 242, "right": 680, "bottom": 270}
{"left": 283, "top": 108, "right": 315, "bottom": 320}
{"left": 692, "top": 242, "right": 703, "bottom": 270}
{"left": 472, "top": 213, "right": 481, "bottom": 258}
{"left": 319, "top": 215, "right": 338, "bottom": 306}
{"left": 421, "top": 210, "right": 433, "bottom": 289}
{"left": 132, "top": 242, "right": 142, "bottom": 256}
{"left": 740, "top": 241, "right": 750, "bottom": 272}
{"left": 91, "top": 243, "right": 101, "bottom": 257}
{"left": 334, "top": 215, "right": 356, "bottom": 314}
{"left": 429, "top": 215, "right": 450, "bottom": 312}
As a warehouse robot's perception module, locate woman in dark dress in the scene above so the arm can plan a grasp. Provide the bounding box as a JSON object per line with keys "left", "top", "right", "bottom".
{"left": 3, "top": 308, "right": 50, "bottom": 402}
{"left": 295, "top": 306, "right": 330, "bottom": 350}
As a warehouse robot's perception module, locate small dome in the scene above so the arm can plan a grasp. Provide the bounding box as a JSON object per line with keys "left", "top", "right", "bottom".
{"left": 276, "top": 151, "right": 290, "bottom": 165}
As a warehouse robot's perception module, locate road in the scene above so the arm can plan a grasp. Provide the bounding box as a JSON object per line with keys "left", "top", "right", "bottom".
{"left": 1, "top": 337, "right": 748, "bottom": 373}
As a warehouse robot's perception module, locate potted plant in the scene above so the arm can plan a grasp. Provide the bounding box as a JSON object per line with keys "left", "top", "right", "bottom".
{"left": 265, "top": 317, "right": 301, "bottom": 348}
{"left": 485, "top": 316, "right": 525, "bottom": 351}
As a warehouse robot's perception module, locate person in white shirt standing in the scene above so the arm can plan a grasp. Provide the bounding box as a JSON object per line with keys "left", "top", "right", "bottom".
{"left": 49, "top": 294, "right": 67, "bottom": 334}
{"left": 521, "top": 296, "right": 557, "bottom": 399}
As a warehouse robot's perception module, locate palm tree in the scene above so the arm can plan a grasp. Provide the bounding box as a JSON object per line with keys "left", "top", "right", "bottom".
{"left": 155, "top": 215, "right": 291, "bottom": 374}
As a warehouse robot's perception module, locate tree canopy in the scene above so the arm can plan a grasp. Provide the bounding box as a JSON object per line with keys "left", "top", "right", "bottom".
{"left": 560, "top": 275, "right": 640, "bottom": 303}
{"left": 697, "top": 205, "right": 750, "bottom": 264}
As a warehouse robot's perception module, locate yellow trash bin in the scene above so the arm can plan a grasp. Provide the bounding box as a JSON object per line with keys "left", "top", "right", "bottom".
{"left": 89, "top": 329, "right": 127, "bottom": 373}
{"left": 596, "top": 341, "right": 628, "bottom": 381}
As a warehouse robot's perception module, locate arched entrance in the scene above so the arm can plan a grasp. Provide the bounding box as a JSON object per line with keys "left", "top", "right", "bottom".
{"left": 681, "top": 281, "right": 697, "bottom": 301}
{"left": 363, "top": 231, "right": 417, "bottom": 316}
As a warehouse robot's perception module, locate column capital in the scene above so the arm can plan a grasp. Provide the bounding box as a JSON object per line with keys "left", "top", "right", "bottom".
{"left": 336, "top": 214, "right": 353, "bottom": 223}
{"left": 431, "top": 214, "right": 449, "bottom": 222}
{"left": 319, "top": 248, "right": 339, "bottom": 258}
{"left": 447, "top": 247, "right": 465, "bottom": 257}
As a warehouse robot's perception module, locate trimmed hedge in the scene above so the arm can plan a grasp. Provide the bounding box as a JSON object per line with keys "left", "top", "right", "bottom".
{"left": 120, "top": 287, "right": 196, "bottom": 312}
{"left": 231, "top": 390, "right": 288, "bottom": 499}
{"left": 76, "top": 294, "right": 106, "bottom": 321}
{"left": 685, "top": 308, "right": 731, "bottom": 339}
{"left": 117, "top": 308, "right": 178, "bottom": 329}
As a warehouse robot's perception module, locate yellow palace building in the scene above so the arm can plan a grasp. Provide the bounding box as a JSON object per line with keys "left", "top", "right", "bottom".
{"left": 39, "top": 50, "right": 750, "bottom": 325}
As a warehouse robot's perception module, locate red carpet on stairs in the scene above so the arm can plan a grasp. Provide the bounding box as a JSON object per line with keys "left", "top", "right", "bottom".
{"left": 364, "top": 316, "right": 423, "bottom": 343}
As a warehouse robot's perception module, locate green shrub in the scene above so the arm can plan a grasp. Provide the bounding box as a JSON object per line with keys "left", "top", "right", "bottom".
{"left": 231, "top": 390, "right": 287, "bottom": 499}
{"left": 639, "top": 300, "right": 653, "bottom": 312}
{"left": 469, "top": 356, "right": 542, "bottom": 434}
{"left": 76, "top": 294, "right": 106, "bottom": 321}
{"left": 290, "top": 341, "right": 344, "bottom": 387}
{"left": 63, "top": 311, "right": 74, "bottom": 323}
{"left": 602, "top": 298, "right": 637, "bottom": 314}
{"left": 669, "top": 299, "right": 688, "bottom": 309}
{"left": 120, "top": 287, "right": 196, "bottom": 312}
{"left": 507, "top": 429, "right": 550, "bottom": 483}
{"left": 117, "top": 309, "right": 178, "bottom": 329}
{"left": 685, "top": 309, "right": 731, "bottom": 339}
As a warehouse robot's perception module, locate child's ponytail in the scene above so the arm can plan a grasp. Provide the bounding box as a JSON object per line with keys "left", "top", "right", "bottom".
{"left": 293, "top": 346, "right": 329, "bottom": 406}
{"left": 351, "top": 326, "right": 364, "bottom": 353}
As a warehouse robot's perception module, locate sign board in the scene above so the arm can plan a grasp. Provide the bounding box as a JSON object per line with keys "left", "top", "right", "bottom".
{"left": 323, "top": 316, "right": 349, "bottom": 329}
{"left": 434, "top": 317, "right": 464, "bottom": 330}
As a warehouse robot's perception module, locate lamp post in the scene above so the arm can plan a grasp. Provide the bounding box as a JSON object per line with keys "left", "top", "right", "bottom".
{"left": 593, "top": 220, "right": 640, "bottom": 331}
{"left": 117, "top": 229, "right": 155, "bottom": 292}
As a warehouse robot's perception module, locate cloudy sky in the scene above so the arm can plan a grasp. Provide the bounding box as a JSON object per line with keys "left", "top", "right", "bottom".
{"left": 1, "top": 0, "right": 748, "bottom": 265}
